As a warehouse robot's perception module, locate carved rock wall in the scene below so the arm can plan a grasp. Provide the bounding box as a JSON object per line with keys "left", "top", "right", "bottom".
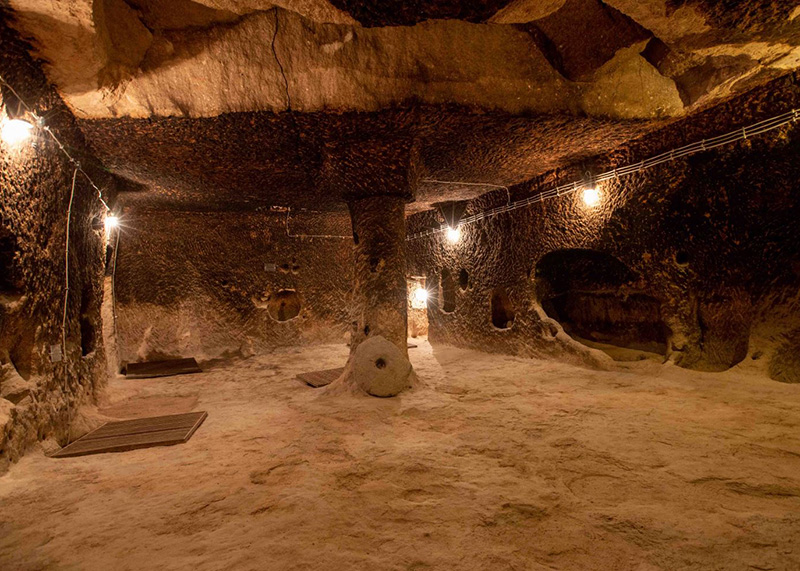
{"left": 408, "top": 73, "right": 800, "bottom": 378}
{"left": 0, "top": 14, "right": 117, "bottom": 472}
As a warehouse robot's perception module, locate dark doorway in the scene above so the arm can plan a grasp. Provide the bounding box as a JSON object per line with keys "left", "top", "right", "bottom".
{"left": 536, "top": 249, "right": 668, "bottom": 355}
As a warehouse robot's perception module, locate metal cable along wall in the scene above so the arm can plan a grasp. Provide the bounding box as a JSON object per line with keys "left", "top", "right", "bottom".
{"left": 1, "top": 73, "right": 117, "bottom": 420}
{"left": 408, "top": 108, "right": 800, "bottom": 241}
{"left": 0, "top": 74, "right": 112, "bottom": 211}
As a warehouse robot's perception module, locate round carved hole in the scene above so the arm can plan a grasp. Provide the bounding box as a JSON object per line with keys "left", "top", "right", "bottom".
{"left": 674, "top": 251, "right": 690, "bottom": 266}
{"left": 375, "top": 358, "right": 386, "bottom": 369}
{"left": 267, "top": 290, "right": 301, "bottom": 321}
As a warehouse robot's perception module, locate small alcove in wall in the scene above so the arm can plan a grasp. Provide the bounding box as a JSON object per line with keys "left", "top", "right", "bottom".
{"left": 440, "top": 269, "right": 456, "bottom": 313}
{"left": 267, "top": 290, "right": 302, "bottom": 321}
{"left": 536, "top": 249, "right": 668, "bottom": 357}
{"left": 491, "top": 287, "right": 515, "bottom": 329}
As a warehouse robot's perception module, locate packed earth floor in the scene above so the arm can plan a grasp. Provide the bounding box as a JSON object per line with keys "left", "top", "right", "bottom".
{"left": 1, "top": 340, "right": 800, "bottom": 571}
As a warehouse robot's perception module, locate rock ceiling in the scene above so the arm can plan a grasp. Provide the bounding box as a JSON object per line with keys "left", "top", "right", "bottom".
{"left": 6, "top": 0, "right": 800, "bottom": 211}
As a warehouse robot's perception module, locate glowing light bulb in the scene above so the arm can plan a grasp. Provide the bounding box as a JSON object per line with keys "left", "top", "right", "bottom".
{"left": 104, "top": 214, "right": 119, "bottom": 232}
{"left": 446, "top": 226, "right": 461, "bottom": 244}
{"left": 1, "top": 118, "right": 33, "bottom": 146}
{"left": 413, "top": 287, "right": 428, "bottom": 304}
{"left": 582, "top": 187, "right": 601, "bottom": 207}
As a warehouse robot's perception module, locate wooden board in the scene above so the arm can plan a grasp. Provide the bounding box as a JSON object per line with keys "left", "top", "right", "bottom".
{"left": 124, "top": 357, "right": 202, "bottom": 379}
{"left": 51, "top": 411, "right": 207, "bottom": 458}
{"left": 297, "top": 367, "right": 345, "bottom": 388}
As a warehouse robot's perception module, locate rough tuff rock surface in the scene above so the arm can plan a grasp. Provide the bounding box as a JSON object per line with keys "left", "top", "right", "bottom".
{"left": 78, "top": 109, "right": 649, "bottom": 212}
{"left": 7, "top": 0, "right": 800, "bottom": 119}
{"left": 0, "top": 14, "right": 118, "bottom": 472}
{"left": 114, "top": 210, "right": 353, "bottom": 363}
{"left": 330, "top": 335, "right": 413, "bottom": 397}
{"left": 408, "top": 73, "right": 800, "bottom": 378}
{"left": 348, "top": 196, "right": 409, "bottom": 356}
{"left": 3, "top": 342, "right": 800, "bottom": 569}
{"left": 4, "top": 0, "right": 797, "bottom": 215}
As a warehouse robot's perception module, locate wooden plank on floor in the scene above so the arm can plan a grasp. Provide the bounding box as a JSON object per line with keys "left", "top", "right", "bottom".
{"left": 85, "top": 412, "right": 204, "bottom": 440}
{"left": 51, "top": 411, "right": 207, "bottom": 458}
{"left": 297, "top": 367, "right": 344, "bottom": 388}
{"left": 124, "top": 358, "right": 202, "bottom": 379}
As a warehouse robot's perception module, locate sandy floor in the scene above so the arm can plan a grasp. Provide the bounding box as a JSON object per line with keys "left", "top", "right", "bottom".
{"left": 2, "top": 340, "right": 800, "bottom": 570}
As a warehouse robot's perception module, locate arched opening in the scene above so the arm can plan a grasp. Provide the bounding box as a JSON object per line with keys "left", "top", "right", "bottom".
{"left": 80, "top": 288, "right": 97, "bottom": 356}
{"left": 267, "top": 289, "right": 301, "bottom": 322}
{"left": 407, "top": 276, "right": 429, "bottom": 338}
{"left": 458, "top": 268, "right": 469, "bottom": 290}
{"left": 0, "top": 228, "right": 21, "bottom": 295}
{"left": 536, "top": 249, "right": 668, "bottom": 357}
{"left": 491, "top": 287, "right": 515, "bottom": 329}
{"left": 440, "top": 269, "right": 455, "bottom": 313}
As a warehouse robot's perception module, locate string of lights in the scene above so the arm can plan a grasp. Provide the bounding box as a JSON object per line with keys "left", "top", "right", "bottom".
{"left": 0, "top": 73, "right": 113, "bottom": 213}
{"left": 2, "top": 72, "right": 118, "bottom": 414}
{"left": 408, "top": 107, "right": 800, "bottom": 241}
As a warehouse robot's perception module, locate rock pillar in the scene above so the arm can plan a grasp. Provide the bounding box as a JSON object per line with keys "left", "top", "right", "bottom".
{"left": 347, "top": 195, "right": 408, "bottom": 357}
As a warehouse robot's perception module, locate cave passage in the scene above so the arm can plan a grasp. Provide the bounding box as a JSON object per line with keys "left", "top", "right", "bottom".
{"left": 537, "top": 249, "right": 669, "bottom": 357}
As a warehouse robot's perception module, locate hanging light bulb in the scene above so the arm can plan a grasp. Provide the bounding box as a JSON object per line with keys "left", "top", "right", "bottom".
{"left": 104, "top": 213, "right": 119, "bottom": 232}
{"left": 582, "top": 186, "right": 601, "bottom": 207}
{"left": 1, "top": 118, "right": 33, "bottom": 146}
{"left": 446, "top": 226, "right": 461, "bottom": 244}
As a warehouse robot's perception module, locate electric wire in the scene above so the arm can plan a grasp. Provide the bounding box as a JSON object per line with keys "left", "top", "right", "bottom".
{"left": 61, "top": 167, "right": 78, "bottom": 443}
{"left": 408, "top": 107, "right": 800, "bottom": 240}
{"left": 0, "top": 73, "right": 112, "bottom": 212}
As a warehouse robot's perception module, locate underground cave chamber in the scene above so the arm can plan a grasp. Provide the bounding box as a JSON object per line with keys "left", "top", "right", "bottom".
{"left": 2, "top": 1, "right": 800, "bottom": 569}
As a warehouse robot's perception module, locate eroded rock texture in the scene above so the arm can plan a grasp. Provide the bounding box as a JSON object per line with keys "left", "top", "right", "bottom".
{"left": 7, "top": 0, "right": 800, "bottom": 121}
{"left": 114, "top": 210, "right": 353, "bottom": 363}
{"left": 347, "top": 196, "right": 409, "bottom": 356}
{"left": 408, "top": 73, "right": 800, "bottom": 377}
{"left": 0, "top": 14, "right": 117, "bottom": 471}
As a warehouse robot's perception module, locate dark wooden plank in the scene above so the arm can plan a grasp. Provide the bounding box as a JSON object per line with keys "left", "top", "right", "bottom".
{"left": 51, "top": 412, "right": 207, "bottom": 458}
{"left": 124, "top": 358, "right": 202, "bottom": 379}
{"left": 296, "top": 367, "right": 344, "bottom": 388}
{"left": 85, "top": 412, "right": 204, "bottom": 440}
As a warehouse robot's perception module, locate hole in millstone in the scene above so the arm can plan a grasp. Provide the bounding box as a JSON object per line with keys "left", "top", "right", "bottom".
{"left": 458, "top": 268, "right": 469, "bottom": 290}
{"left": 491, "top": 287, "right": 515, "bottom": 329}
{"left": 675, "top": 251, "right": 690, "bottom": 266}
{"left": 267, "top": 290, "right": 301, "bottom": 321}
{"left": 440, "top": 269, "right": 456, "bottom": 313}
{"left": 375, "top": 358, "right": 386, "bottom": 369}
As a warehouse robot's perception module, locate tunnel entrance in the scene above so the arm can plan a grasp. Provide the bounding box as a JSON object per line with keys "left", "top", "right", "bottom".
{"left": 407, "top": 276, "right": 429, "bottom": 338}
{"left": 536, "top": 249, "right": 668, "bottom": 358}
